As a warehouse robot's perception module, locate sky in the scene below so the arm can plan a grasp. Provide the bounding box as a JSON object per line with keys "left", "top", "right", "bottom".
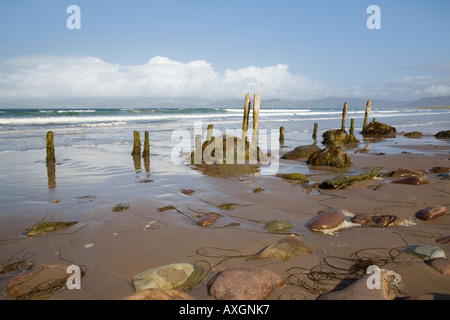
{"left": 0, "top": 0, "right": 450, "bottom": 106}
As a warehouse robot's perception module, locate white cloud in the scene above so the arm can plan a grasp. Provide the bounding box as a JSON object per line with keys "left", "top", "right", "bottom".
{"left": 0, "top": 55, "right": 327, "bottom": 101}
{"left": 0, "top": 55, "right": 448, "bottom": 102}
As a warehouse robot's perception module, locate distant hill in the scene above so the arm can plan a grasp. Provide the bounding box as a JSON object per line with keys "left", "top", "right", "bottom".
{"left": 1, "top": 96, "right": 449, "bottom": 109}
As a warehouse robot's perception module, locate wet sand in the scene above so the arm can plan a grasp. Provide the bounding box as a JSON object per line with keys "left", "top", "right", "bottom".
{"left": 0, "top": 138, "right": 449, "bottom": 300}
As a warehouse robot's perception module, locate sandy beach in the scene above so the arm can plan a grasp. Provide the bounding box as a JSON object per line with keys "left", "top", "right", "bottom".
{"left": 0, "top": 127, "right": 449, "bottom": 301}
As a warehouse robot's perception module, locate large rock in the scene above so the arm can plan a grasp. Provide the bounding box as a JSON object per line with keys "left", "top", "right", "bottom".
{"left": 307, "top": 147, "right": 352, "bottom": 168}
{"left": 305, "top": 208, "right": 346, "bottom": 232}
{"left": 391, "top": 176, "right": 429, "bottom": 185}
{"left": 207, "top": 266, "right": 284, "bottom": 300}
{"left": 317, "top": 269, "right": 397, "bottom": 300}
{"left": 280, "top": 144, "right": 321, "bottom": 160}
{"left": 322, "top": 129, "right": 359, "bottom": 146}
{"left": 391, "top": 167, "right": 424, "bottom": 178}
{"left": 362, "top": 120, "right": 396, "bottom": 136}
{"left": 415, "top": 206, "right": 447, "bottom": 221}
{"left": 190, "top": 135, "right": 267, "bottom": 165}
{"left": 426, "top": 258, "right": 450, "bottom": 275}
{"left": 132, "top": 263, "right": 207, "bottom": 292}
{"left": 248, "top": 238, "right": 311, "bottom": 261}
{"left": 404, "top": 131, "right": 423, "bottom": 138}
{"left": 319, "top": 167, "right": 381, "bottom": 190}
{"left": 404, "top": 245, "right": 448, "bottom": 261}
{"left": 435, "top": 130, "right": 450, "bottom": 139}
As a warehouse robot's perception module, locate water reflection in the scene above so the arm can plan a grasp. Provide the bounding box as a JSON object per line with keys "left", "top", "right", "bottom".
{"left": 47, "top": 160, "right": 56, "bottom": 189}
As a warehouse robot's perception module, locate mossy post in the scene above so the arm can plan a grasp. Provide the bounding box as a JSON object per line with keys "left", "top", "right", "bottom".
{"left": 46, "top": 131, "right": 55, "bottom": 162}
{"left": 252, "top": 94, "right": 260, "bottom": 146}
{"left": 341, "top": 102, "right": 348, "bottom": 132}
{"left": 350, "top": 118, "right": 355, "bottom": 136}
{"left": 313, "top": 123, "right": 318, "bottom": 141}
{"left": 132, "top": 131, "right": 141, "bottom": 156}
{"left": 142, "top": 131, "right": 150, "bottom": 158}
{"left": 279, "top": 126, "right": 285, "bottom": 147}
{"left": 242, "top": 93, "right": 251, "bottom": 140}
{"left": 194, "top": 134, "right": 202, "bottom": 164}
{"left": 207, "top": 124, "right": 214, "bottom": 142}
{"left": 363, "top": 100, "right": 372, "bottom": 132}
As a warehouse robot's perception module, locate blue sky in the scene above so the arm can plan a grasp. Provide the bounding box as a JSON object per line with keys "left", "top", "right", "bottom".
{"left": 1, "top": 0, "right": 449, "bottom": 104}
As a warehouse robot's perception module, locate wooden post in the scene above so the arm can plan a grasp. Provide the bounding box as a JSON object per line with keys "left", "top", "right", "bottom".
{"left": 194, "top": 134, "right": 202, "bottom": 164}
{"left": 279, "top": 126, "right": 285, "bottom": 147}
{"left": 252, "top": 94, "right": 260, "bottom": 146}
{"left": 142, "top": 131, "right": 150, "bottom": 158}
{"left": 350, "top": 118, "right": 355, "bottom": 136}
{"left": 132, "top": 131, "right": 141, "bottom": 156}
{"left": 46, "top": 131, "right": 55, "bottom": 162}
{"left": 362, "top": 100, "right": 372, "bottom": 132}
{"left": 207, "top": 124, "right": 214, "bottom": 142}
{"left": 341, "top": 102, "right": 348, "bottom": 132}
{"left": 313, "top": 123, "right": 318, "bottom": 141}
{"left": 242, "top": 93, "right": 251, "bottom": 140}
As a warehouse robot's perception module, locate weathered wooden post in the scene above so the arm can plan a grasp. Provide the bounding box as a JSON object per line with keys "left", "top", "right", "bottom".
{"left": 132, "top": 131, "right": 141, "bottom": 156}
{"left": 207, "top": 124, "right": 214, "bottom": 142}
{"left": 46, "top": 131, "right": 55, "bottom": 162}
{"left": 279, "top": 126, "right": 285, "bottom": 147}
{"left": 313, "top": 123, "right": 318, "bottom": 141}
{"left": 362, "top": 100, "right": 372, "bottom": 132}
{"left": 242, "top": 93, "right": 251, "bottom": 140}
{"left": 252, "top": 94, "right": 260, "bottom": 146}
{"left": 341, "top": 102, "right": 348, "bottom": 132}
{"left": 45, "top": 131, "right": 56, "bottom": 189}
{"left": 142, "top": 131, "right": 150, "bottom": 158}
{"left": 350, "top": 118, "right": 355, "bottom": 136}
{"left": 194, "top": 134, "right": 202, "bottom": 164}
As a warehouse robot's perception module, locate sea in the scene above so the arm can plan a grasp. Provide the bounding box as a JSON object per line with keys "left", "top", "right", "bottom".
{"left": 1, "top": 106, "right": 449, "bottom": 154}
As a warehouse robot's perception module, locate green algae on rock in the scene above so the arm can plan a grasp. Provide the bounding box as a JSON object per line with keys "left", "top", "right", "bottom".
{"left": 248, "top": 238, "right": 311, "bottom": 261}
{"left": 404, "top": 245, "right": 448, "bottom": 261}
{"left": 322, "top": 129, "right": 359, "bottom": 146}
{"left": 319, "top": 167, "right": 381, "bottom": 190}
{"left": 435, "top": 130, "right": 450, "bottom": 139}
{"left": 26, "top": 221, "right": 78, "bottom": 236}
{"left": 132, "top": 263, "right": 208, "bottom": 292}
{"left": 404, "top": 131, "right": 423, "bottom": 138}
{"left": 275, "top": 173, "right": 309, "bottom": 183}
{"left": 157, "top": 205, "right": 176, "bottom": 212}
{"left": 307, "top": 146, "right": 352, "bottom": 168}
{"left": 280, "top": 144, "right": 321, "bottom": 160}
{"left": 362, "top": 120, "right": 396, "bottom": 136}
{"left": 264, "top": 220, "right": 294, "bottom": 232}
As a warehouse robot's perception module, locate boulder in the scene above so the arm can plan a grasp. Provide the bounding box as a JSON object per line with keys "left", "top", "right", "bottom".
{"left": 307, "top": 147, "right": 352, "bottom": 168}
{"left": 248, "top": 238, "right": 311, "bottom": 261}
{"left": 322, "top": 129, "right": 359, "bottom": 146}
{"left": 391, "top": 168, "right": 424, "bottom": 178}
{"left": 435, "top": 130, "right": 450, "bottom": 139}
{"left": 317, "top": 270, "right": 397, "bottom": 300}
{"left": 391, "top": 176, "right": 429, "bottom": 185}
{"left": 207, "top": 266, "right": 284, "bottom": 300}
{"left": 132, "top": 263, "right": 207, "bottom": 292}
{"left": 362, "top": 120, "right": 396, "bottom": 136}
{"left": 404, "top": 245, "right": 448, "bottom": 260}
{"left": 319, "top": 167, "right": 381, "bottom": 190}
{"left": 190, "top": 134, "right": 267, "bottom": 165}
{"left": 404, "top": 131, "right": 423, "bottom": 138}
{"left": 280, "top": 144, "right": 321, "bottom": 160}
{"left": 305, "top": 208, "right": 345, "bottom": 232}
{"left": 415, "top": 206, "right": 447, "bottom": 221}
{"left": 425, "top": 258, "right": 450, "bottom": 276}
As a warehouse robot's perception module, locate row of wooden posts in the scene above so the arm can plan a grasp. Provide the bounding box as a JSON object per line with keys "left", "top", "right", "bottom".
{"left": 45, "top": 96, "right": 374, "bottom": 163}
